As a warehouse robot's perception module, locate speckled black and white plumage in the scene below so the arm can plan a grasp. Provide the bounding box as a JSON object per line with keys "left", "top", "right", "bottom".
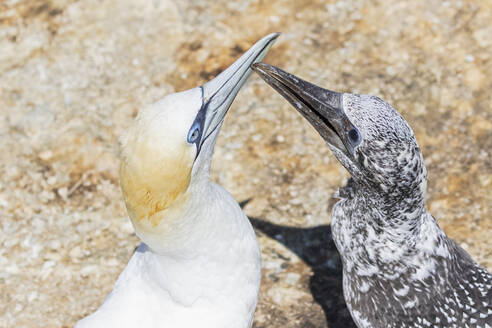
{"left": 251, "top": 64, "right": 492, "bottom": 328}
{"left": 330, "top": 94, "right": 491, "bottom": 328}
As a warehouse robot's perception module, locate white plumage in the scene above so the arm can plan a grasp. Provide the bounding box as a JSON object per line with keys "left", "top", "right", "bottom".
{"left": 76, "top": 33, "right": 278, "bottom": 328}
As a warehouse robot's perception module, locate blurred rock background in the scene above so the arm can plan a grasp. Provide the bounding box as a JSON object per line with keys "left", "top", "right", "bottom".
{"left": 0, "top": 0, "right": 490, "bottom": 327}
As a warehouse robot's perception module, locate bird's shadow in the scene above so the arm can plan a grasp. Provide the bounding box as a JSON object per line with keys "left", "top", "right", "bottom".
{"left": 240, "top": 200, "right": 356, "bottom": 328}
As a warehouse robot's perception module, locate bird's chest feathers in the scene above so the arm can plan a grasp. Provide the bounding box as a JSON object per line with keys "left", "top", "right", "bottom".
{"left": 332, "top": 203, "right": 458, "bottom": 319}
{"left": 331, "top": 199, "right": 381, "bottom": 263}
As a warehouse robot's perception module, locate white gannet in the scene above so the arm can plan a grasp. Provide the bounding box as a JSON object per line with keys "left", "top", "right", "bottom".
{"left": 252, "top": 63, "right": 491, "bottom": 328}
{"left": 76, "top": 33, "right": 278, "bottom": 328}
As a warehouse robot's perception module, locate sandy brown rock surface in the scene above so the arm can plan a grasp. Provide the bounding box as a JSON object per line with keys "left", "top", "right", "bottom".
{"left": 0, "top": 0, "right": 491, "bottom": 327}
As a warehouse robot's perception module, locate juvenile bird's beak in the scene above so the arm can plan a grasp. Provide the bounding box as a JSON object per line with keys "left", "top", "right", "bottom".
{"left": 192, "top": 33, "right": 279, "bottom": 152}
{"left": 252, "top": 63, "right": 358, "bottom": 158}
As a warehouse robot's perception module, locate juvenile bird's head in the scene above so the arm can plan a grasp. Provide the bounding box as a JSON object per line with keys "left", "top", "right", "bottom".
{"left": 120, "top": 34, "right": 278, "bottom": 250}
{"left": 253, "top": 63, "right": 427, "bottom": 204}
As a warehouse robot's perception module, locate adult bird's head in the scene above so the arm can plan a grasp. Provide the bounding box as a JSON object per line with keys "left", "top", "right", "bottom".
{"left": 119, "top": 34, "right": 278, "bottom": 251}
{"left": 252, "top": 63, "right": 427, "bottom": 204}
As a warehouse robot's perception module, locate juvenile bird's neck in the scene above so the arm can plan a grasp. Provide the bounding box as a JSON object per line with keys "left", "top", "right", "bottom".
{"left": 331, "top": 176, "right": 455, "bottom": 277}
{"left": 341, "top": 178, "right": 426, "bottom": 226}
{"left": 332, "top": 177, "right": 432, "bottom": 263}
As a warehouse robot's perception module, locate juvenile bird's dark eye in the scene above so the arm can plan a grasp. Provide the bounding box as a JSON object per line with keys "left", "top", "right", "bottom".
{"left": 187, "top": 126, "right": 200, "bottom": 144}
{"left": 348, "top": 128, "right": 360, "bottom": 144}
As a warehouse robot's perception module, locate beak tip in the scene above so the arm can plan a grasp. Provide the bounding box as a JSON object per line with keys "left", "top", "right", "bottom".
{"left": 251, "top": 62, "right": 273, "bottom": 74}
{"left": 251, "top": 33, "right": 280, "bottom": 70}
{"left": 262, "top": 32, "right": 281, "bottom": 43}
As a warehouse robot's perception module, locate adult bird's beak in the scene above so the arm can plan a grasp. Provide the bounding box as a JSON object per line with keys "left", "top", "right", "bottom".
{"left": 252, "top": 63, "right": 359, "bottom": 159}
{"left": 194, "top": 33, "right": 279, "bottom": 151}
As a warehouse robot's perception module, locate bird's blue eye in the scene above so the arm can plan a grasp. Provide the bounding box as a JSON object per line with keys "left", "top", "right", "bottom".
{"left": 187, "top": 126, "right": 200, "bottom": 144}
{"left": 348, "top": 128, "right": 360, "bottom": 144}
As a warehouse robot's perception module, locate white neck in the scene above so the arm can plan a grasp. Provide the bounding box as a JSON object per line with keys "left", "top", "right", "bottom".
{"left": 82, "top": 183, "right": 260, "bottom": 328}
{"left": 139, "top": 182, "right": 259, "bottom": 297}
{"left": 132, "top": 181, "right": 232, "bottom": 254}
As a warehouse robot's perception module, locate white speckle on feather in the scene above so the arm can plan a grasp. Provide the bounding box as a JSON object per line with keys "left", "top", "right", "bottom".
{"left": 394, "top": 285, "right": 409, "bottom": 297}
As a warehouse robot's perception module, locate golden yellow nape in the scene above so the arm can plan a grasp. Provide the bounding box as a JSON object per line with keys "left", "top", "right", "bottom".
{"left": 120, "top": 139, "right": 195, "bottom": 228}
{"left": 119, "top": 100, "right": 198, "bottom": 230}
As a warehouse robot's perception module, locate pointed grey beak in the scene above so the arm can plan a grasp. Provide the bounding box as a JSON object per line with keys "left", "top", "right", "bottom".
{"left": 191, "top": 33, "right": 279, "bottom": 152}
{"left": 251, "top": 63, "right": 360, "bottom": 158}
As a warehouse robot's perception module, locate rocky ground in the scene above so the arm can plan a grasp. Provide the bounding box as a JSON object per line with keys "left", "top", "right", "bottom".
{"left": 0, "top": 0, "right": 491, "bottom": 327}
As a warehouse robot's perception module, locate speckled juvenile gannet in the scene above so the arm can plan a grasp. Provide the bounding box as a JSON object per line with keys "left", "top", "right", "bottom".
{"left": 252, "top": 63, "right": 491, "bottom": 328}
{"left": 75, "top": 33, "right": 278, "bottom": 328}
